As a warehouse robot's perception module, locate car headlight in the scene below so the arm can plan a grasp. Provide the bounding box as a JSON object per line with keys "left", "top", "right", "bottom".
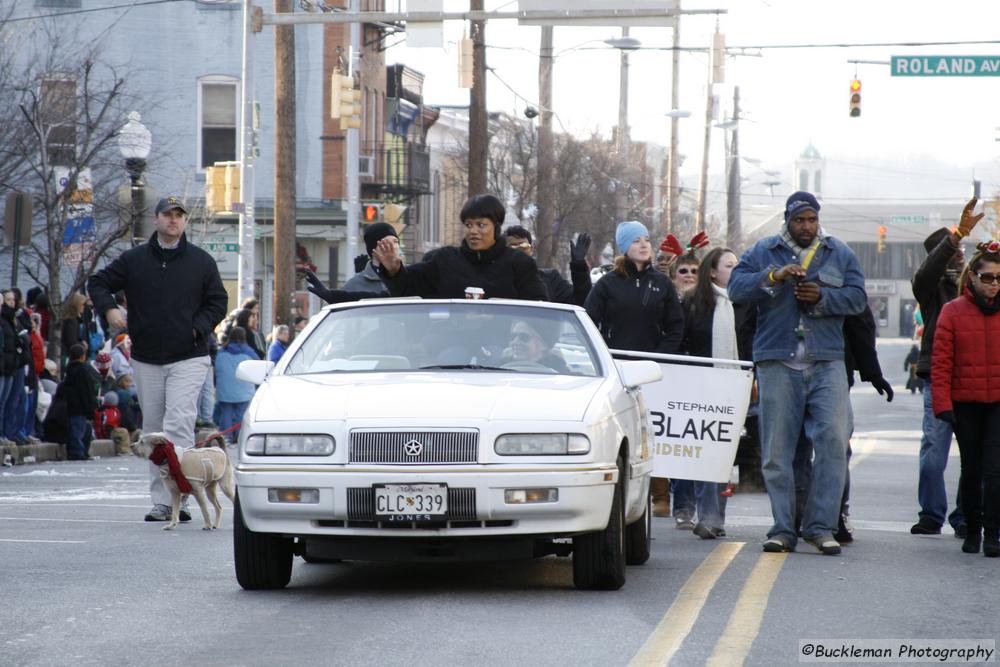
{"left": 494, "top": 433, "right": 590, "bottom": 456}
{"left": 244, "top": 434, "right": 335, "bottom": 456}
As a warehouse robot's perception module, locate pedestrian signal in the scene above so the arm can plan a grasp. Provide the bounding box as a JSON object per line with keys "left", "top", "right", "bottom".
{"left": 362, "top": 203, "right": 382, "bottom": 223}
{"left": 849, "top": 79, "right": 861, "bottom": 118}
{"left": 877, "top": 225, "right": 887, "bottom": 253}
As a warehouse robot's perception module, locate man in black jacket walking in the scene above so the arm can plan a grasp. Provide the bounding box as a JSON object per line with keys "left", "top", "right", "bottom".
{"left": 908, "top": 198, "right": 982, "bottom": 536}
{"left": 504, "top": 225, "right": 592, "bottom": 306}
{"left": 372, "top": 194, "right": 546, "bottom": 301}
{"left": 88, "top": 196, "right": 228, "bottom": 521}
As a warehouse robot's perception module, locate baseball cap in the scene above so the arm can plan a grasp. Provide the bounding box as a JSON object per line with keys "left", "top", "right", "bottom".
{"left": 155, "top": 196, "right": 188, "bottom": 215}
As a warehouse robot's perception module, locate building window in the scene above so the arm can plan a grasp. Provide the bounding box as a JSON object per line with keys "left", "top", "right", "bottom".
{"left": 813, "top": 171, "right": 822, "bottom": 195}
{"left": 798, "top": 169, "right": 808, "bottom": 191}
{"left": 198, "top": 76, "right": 238, "bottom": 169}
{"left": 40, "top": 75, "right": 77, "bottom": 165}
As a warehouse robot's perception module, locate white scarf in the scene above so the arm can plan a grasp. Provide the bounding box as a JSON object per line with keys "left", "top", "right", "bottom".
{"left": 711, "top": 283, "right": 738, "bottom": 364}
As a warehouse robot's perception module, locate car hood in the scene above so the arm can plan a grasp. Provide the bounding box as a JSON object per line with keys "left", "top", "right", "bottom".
{"left": 251, "top": 372, "right": 605, "bottom": 422}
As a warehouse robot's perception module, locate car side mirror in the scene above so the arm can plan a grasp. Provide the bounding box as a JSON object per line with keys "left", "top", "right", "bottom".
{"left": 620, "top": 360, "right": 662, "bottom": 387}
{"left": 236, "top": 359, "right": 275, "bottom": 385}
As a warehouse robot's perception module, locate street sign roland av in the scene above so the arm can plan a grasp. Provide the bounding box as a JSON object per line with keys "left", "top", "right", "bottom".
{"left": 892, "top": 55, "right": 1000, "bottom": 77}
{"left": 203, "top": 242, "right": 239, "bottom": 253}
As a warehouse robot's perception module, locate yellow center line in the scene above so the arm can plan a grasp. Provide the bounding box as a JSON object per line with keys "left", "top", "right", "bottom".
{"left": 706, "top": 552, "right": 788, "bottom": 667}
{"left": 629, "top": 541, "right": 745, "bottom": 667}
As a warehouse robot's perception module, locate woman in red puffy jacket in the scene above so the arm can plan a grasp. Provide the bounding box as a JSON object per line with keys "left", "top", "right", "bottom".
{"left": 932, "top": 240, "right": 1000, "bottom": 557}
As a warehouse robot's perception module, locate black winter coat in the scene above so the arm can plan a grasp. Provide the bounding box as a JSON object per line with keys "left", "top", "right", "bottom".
{"left": 843, "top": 305, "right": 884, "bottom": 388}
{"left": 540, "top": 260, "right": 592, "bottom": 306}
{"left": 0, "top": 307, "right": 17, "bottom": 376}
{"left": 912, "top": 234, "right": 961, "bottom": 378}
{"left": 381, "top": 241, "right": 546, "bottom": 300}
{"left": 680, "top": 296, "right": 754, "bottom": 361}
{"left": 62, "top": 360, "right": 101, "bottom": 417}
{"left": 87, "top": 234, "right": 229, "bottom": 365}
{"left": 584, "top": 262, "right": 684, "bottom": 354}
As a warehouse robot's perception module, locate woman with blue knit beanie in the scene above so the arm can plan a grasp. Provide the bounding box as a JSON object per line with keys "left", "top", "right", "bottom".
{"left": 584, "top": 221, "right": 685, "bottom": 355}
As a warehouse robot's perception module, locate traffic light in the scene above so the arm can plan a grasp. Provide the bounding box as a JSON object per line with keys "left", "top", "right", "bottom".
{"left": 877, "top": 225, "right": 887, "bottom": 253}
{"left": 849, "top": 79, "right": 861, "bottom": 117}
{"left": 331, "top": 72, "right": 361, "bottom": 130}
{"left": 362, "top": 202, "right": 382, "bottom": 223}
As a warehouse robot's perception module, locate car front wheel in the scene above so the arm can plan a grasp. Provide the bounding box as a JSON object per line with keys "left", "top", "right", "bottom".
{"left": 572, "top": 456, "right": 626, "bottom": 590}
{"left": 234, "top": 493, "right": 294, "bottom": 590}
{"left": 625, "top": 485, "right": 652, "bottom": 565}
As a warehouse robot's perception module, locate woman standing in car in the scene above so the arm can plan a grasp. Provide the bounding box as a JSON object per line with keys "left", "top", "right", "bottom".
{"left": 932, "top": 240, "right": 1000, "bottom": 557}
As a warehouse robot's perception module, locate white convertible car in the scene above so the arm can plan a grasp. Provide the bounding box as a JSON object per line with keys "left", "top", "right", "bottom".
{"left": 232, "top": 298, "right": 661, "bottom": 591}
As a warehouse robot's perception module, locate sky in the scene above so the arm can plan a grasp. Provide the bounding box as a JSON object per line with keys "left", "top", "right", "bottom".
{"left": 384, "top": 0, "right": 1000, "bottom": 203}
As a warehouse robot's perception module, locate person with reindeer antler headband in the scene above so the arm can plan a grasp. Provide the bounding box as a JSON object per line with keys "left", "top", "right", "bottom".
{"left": 931, "top": 237, "right": 1000, "bottom": 557}
{"left": 658, "top": 232, "right": 711, "bottom": 297}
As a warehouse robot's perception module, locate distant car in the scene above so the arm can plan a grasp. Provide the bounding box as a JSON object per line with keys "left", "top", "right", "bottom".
{"left": 232, "top": 299, "right": 661, "bottom": 591}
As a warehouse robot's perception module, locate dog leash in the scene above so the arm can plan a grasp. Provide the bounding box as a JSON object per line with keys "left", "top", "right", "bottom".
{"left": 194, "top": 422, "right": 242, "bottom": 448}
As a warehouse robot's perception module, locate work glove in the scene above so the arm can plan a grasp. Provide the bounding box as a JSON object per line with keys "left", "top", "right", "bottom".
{"left": 353, "top": 254, "right": 369, "bottom": 274}
{"left": 569, "top": 233, "right": 591, "bottom": 264}
{"left": 870, "top": 376, "right": 894, "bottom": 402}
{"left": 935, "top": 411, "right": 956, "bottom": 426}
{"left": 957, "top": 197, "right": 984, "bottom": 238}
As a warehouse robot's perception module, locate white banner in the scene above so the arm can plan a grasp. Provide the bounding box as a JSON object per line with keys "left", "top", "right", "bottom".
{"left": 406, "top": 0, "right": 443, "bottom": 48}
{"left": 639, "top": 361, "right": 753, "bottom": 483}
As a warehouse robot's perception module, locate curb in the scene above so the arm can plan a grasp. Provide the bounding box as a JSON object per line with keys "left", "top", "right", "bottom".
{"left": 1, "top": 439, "right": 119, "bottom": 466}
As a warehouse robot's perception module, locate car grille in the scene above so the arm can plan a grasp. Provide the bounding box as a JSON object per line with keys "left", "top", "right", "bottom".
{"left": 346, "top": 487, "right": 477, "bottom": 522}
{"left": 349, "top": 430, "right": 479, "bottom": 464}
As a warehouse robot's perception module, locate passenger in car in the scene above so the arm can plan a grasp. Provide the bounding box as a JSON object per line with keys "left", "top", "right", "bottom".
{"left": 372, "top": 194, "right": 547, "bottom": 301}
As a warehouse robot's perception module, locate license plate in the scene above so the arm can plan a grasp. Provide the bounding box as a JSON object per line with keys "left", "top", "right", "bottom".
{"left": 374, "top": 484, "right": 448, "bottom": 521}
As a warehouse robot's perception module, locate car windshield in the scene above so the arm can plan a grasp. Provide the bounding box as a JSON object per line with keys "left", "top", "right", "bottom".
{"left": 284, "top": 302, "right": 602, "bottom": 377}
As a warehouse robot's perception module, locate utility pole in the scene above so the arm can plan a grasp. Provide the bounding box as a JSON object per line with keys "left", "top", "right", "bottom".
{"left": 726, "top": 85, "right": 741, "bottom": 251}
{"left": 694, "top": 38, "right": 713, "bottom": 233}
{"left": 237, "top": 0, "right": 258, "bottom": 305}
{"left": 535, "top": 25, "right": 555, "bottom": 267}
{"left": 665, "top": 14, "right": 681, "bottom": 235}
{"left": 468, "top": 0, "right": 487, "bottom": 196}
{"left": 615, "top": 26, "right": 631, "bottom": 224}
{"left": 273, "top": 0, "right": 296, "bottom": 326}
{"left": 345, "top": 0, "right": 361, "bottom": 273}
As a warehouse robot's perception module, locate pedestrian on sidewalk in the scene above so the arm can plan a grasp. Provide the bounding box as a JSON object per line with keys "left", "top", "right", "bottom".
{"left": 586, "top": 221, "right": 685, "bottom": 521}
{"left": 62, "top": 343, "right": 100, "bottom": 460}
{"left": 214, "top": 326, "right": 258, "bottom": 443}
{"left": 87, "top": 196, "right": 228, "bottom": 522}
{"left": 729, "top": 191, "right": 866, "bottom": 556}
{"left": 910, "top": 198, "right": 982, "bottom": 537}
{"left": 931, "top": 240, "right": 1000, "bottom": 557}
{"left": 267, "top": 325, "right": 291, "bottom": 363}
{"left": 680, "top": 246, "right": 752, "bottom": 539}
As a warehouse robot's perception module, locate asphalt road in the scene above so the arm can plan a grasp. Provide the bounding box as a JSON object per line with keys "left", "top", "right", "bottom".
{"left": 2, "top": 338, "right": 993, "bottom": 667}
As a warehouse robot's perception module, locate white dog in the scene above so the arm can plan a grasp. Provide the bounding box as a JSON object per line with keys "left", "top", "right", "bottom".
{"left": 132, "top": 432, "right": 236, "bottom": 531}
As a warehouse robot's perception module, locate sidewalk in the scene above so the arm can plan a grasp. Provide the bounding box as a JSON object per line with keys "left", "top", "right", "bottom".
{"left": 1, "top": 439, "right": 118, "bottom": 465}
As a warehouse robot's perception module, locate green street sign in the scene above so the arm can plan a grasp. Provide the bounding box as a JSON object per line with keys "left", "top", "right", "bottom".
{"left": 203, "top": 242, "right": 239, "bottom": 252}
{"left": 892, "top": 55, "right": 1000, "bottom": 77}
{"left": 890, "top": 215, "right": 925, "bottom": 225}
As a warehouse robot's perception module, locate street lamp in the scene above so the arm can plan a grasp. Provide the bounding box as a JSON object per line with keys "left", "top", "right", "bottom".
{"left": 117, "top": 111, "right": 152, "bottom": 246}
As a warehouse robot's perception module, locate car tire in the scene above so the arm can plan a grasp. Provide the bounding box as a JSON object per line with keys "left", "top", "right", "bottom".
{"left": 625, "top": 485, "right": 652, "bottom": 565}
{"left": 572, "top": 456, "right": 626, "bottom": 591}
{"left": 234, "top": 493, "right": 294, "bottom": 590}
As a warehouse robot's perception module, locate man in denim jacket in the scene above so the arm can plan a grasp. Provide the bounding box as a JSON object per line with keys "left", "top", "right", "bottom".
{"left": 729, "top": 191, "right": 867, "bottom": 555}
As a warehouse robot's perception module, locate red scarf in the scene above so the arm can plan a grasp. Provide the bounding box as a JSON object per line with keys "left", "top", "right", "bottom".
{"left": 148, "top": 441, "right": 193, "bottom": 493}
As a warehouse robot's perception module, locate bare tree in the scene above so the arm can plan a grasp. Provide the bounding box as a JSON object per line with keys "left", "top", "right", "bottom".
{"left": 1, "top": 19, "right": 138, "bottom": 360}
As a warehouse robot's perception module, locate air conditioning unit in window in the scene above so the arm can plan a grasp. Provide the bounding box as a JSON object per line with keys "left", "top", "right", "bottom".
{"left": 358, "top": 154, "right": 374, "bottom": 177}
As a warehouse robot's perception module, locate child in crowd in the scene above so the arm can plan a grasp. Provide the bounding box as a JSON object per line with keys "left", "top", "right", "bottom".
{"left": 113, "top": 374, "right": 139, "bottom": 433}
{"left": 62, "top": 343, "right": 100, "bottom": 460}
{"left": 93, "top": 393, "right": 122, "bottom": 439}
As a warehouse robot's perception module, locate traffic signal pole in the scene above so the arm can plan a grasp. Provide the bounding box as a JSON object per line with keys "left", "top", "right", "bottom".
{"left": 237, "top": 0, "right": 259, "bottom": 305}
{"left": 345, "top": 0, "right": 361, "bottom": 274}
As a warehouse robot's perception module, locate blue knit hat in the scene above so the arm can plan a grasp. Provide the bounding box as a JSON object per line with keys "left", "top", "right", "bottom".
{"left": 784, "top": 191, "right": 821, "bottom": 222}
{"left": 615, "top": 221, "right": 650, "bottom": 254}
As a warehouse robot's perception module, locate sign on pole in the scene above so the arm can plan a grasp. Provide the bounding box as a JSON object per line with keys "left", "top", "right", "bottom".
{"left": 517, "top": 0, "right": 677, "bottom": 27}
{"left": 405, "top": 0, "right": 444, "bottom": 48}
{"left": 891, "top": 55, "right": 1000, "bottom": 77}
{"left": 55, "top": 167, "right": 95, "bottom": 267}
